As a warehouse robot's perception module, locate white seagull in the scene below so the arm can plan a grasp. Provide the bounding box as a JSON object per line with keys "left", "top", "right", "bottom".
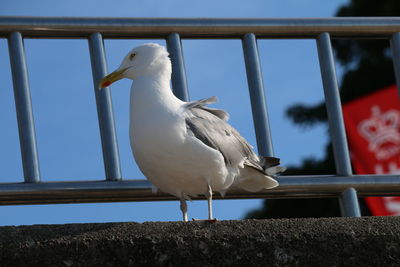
{"left": 99, "top": 43, "right": 284, "bottom": 222}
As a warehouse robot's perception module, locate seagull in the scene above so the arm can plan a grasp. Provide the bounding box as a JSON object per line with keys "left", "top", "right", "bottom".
{"left": 99, "top": 43, "right": 284, "bottom": 222}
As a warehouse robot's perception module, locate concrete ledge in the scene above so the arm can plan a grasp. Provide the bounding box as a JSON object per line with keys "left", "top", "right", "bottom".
{"left": 1, "top": 217, "right": 400, "bottom": 266}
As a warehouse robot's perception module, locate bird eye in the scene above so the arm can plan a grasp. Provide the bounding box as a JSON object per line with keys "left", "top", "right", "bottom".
{"left": 129, "top": 53, "right": 137, "bottom": 60}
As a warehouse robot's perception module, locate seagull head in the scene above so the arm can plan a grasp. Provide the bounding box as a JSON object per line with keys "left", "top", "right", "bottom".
{"left": 98, "top": 43, "right": 171, "bottom": 89}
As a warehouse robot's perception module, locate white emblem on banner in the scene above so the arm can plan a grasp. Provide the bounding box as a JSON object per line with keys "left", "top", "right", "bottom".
{"left": 358, "top": 106, "right": 400, "bottom": 160}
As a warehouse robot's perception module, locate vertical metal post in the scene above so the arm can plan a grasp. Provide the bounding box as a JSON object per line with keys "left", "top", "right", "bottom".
{"left": 242, "top": 33, "right": 274, "bottom": 157}
{"left": 88, "top": 32, "right": 122, "bottom": 181}
{"left": 317, "top": 32, "right": 361, "bottom": 217}
{"left": 340, "top": 188, "right": 361, "bottom": 217}
{"left": 8, "top": 32, "right": 41, "bottom": 183}
{"left": 166, "top": 33, "right": 190, "bottom": 101}
{"left": 390, "top": 32, "right": 400, "bottom": 97}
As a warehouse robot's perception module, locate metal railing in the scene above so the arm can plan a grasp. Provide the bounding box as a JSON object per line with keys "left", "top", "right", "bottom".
{"left": 1, "top": 17, "right": 400, "bottom": 217}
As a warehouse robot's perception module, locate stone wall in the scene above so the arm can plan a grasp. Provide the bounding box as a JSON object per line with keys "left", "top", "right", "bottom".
{"left": 1, "top": 217, "right": 400, "bottom": 266}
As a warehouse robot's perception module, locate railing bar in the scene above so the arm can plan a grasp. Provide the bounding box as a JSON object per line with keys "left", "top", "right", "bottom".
{"left": 0, "top": 174, "right": 400, "bottom": 205}
{"left": 242, "top": 33, "right": 274, "bottom": 157}
{"left": 317, "top": 33, "right": 352, "bottom": 175}
{"left": 339, "top": 188, "right": 362, "bottom": 217}
{"left": 390, "top": 32, "right": 400, "bottom": 97}
{"left": 166, "top": 33, "right": 190, "bottom": 101}
{"left": 88, "top": 32, "right": 122, "bottom": 181}
{"left": 316, "top": 32, "right": 361, "bottom": 217}
{"left": 1, "top": 19, "right": 397, "bottom": 208}
{"left": 2, "top": 17, "right": 400, "bottom": 38}
{"left": 7, "top": 32, "right": 41, "bottom": 183}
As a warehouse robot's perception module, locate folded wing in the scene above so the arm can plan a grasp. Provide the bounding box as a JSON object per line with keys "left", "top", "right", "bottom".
{"left": 184, "top": 97, "right": 284, "bottom": 191}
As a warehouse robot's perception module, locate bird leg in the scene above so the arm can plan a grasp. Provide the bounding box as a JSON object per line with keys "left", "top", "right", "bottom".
{"left": 192, "top": 185, "right": 217, "bottom": 222}
{"left": 180, "top": 194, "right": 188, "bottom": 222}
{"left": 205, "top": 184, "right": 214, "bottom": 221}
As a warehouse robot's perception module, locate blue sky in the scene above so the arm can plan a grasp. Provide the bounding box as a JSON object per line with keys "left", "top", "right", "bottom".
{"left": 0, "top": 0, "right": 348, "bottom": 225}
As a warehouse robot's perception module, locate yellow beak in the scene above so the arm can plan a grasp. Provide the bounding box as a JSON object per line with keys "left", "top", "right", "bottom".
{"left": 98, "top": 68, "right": 128, "bottom": 89}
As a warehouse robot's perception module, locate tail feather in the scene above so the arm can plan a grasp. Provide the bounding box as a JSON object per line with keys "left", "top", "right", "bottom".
{"left": 232, "top": 156, "right": 285, "bottom": 192}
{"left": 234, "top": 165, "right": 279, "bottom": 192}
{"left": 260, "top": 156, "right": 281, "bottom": 169}
{"left": 265, "top": 166, "right": 286, "bottom": 176}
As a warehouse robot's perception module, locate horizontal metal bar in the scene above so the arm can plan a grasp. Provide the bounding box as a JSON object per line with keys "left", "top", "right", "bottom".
{"left": 0, "top": 175, "right": 399, "bottom": 205}
{"left": 1, "top": 17, "right": 400, "bottom": 38}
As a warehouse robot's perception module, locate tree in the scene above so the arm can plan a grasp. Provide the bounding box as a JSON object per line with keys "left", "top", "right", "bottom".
{"left": 246, "top": 0, "right": 400, "bottom": 219}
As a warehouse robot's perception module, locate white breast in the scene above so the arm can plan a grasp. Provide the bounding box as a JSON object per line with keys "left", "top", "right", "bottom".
{"left": 128, "top": 85, "right": 233, "bottom": 197}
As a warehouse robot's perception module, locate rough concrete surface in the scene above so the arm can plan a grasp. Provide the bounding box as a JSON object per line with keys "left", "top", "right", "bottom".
{"left": 1, "top": 217, "right": 400, "bottom": 266}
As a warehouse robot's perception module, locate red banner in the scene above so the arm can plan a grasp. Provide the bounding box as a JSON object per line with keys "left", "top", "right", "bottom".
{"left": 342, "top": 85, "right": 400, "bottom": 216}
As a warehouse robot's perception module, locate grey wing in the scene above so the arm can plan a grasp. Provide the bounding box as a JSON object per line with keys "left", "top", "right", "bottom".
{"left": 185, "top": 96, "right": 229, "bottom": 121}
{"left": 185, "top": 99, "right": 259, "bottom": 168}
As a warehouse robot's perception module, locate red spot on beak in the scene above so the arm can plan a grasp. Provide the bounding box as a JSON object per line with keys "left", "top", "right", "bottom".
{"left": 103, "top": 81, "right": 111, "bottom": 87}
